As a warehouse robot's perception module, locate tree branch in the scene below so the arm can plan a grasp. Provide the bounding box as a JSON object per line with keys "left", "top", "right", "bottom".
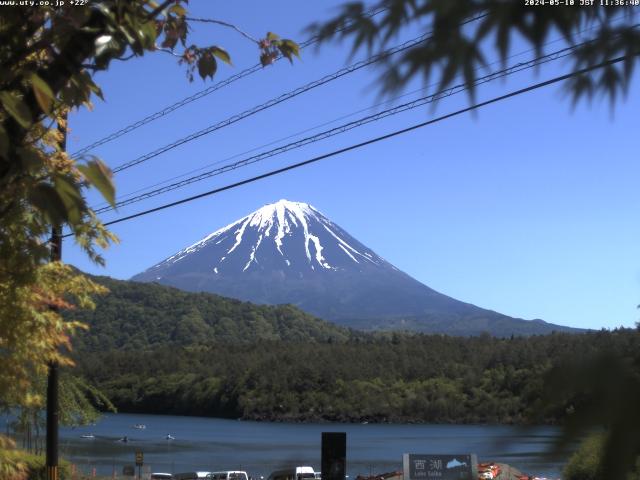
{"left": 185, "top": 17, "right": 259, "bottom": 44}
{"left": 154, "top": 46, "right": 183, "bottom": 58}
{"left": 145, "top": 0, "right": 174, "bottom": 21}
{"left": 112, "top": 53, "right": 136, "bottom": 62}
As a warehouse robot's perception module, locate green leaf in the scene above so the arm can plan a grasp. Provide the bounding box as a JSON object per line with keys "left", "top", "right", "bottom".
{"left": 77, "top": 159, "right": 115, "bottom": 208}
{"left": 169, "top": 4, "right": 186, "bottom": 17}
{"left": 0, "top": 91, "right": 32, "bottom": 128}
{"left": 54, "top": 174, "right": 85, "bottom": 225}
{"left": 211, "top": 46, "right": 232, "bottom": 65}
{"left": 277, "top": 39, "right": 300, "bottom": 64}
{"left": 94, "top": 34, "right": 114, "bottom": 57}
{"left": 83, "top": 72, "right": 104, "bottom": 101}
{"left": 93, "top": 2, "right": 111, "bottom": 17}
{"left": 65, "top": 71, "right": 104, "bottom": 105}
{"left": 138, "top": 20, "right": 158, "bottom": 50}
{"left": 60, "top": 78, "right": 86, "bottom": 107}
{"left": 281, "top": 39, "right": 300, "bottom": 58}
{"left": 30, "top": 74, "right": 55, "bottom": 114}
{"left": 29, "top": 183, "right": 67, "bottom": 225}
{"left": 16, "top": 147, "right": 44, "bottom": 173}
{"left": 117, "top": 24, "right": 136, "bottom": 47}
{"left": 197, "top": 52, "right": 217, "bottom": 80}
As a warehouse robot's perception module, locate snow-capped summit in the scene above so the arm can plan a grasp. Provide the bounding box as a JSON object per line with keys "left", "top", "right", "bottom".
{"left": 132, "top": 200, "right": 573, "bottom": 336}
{"left": 147, "top": 199, "right": 388, "bottom": 277}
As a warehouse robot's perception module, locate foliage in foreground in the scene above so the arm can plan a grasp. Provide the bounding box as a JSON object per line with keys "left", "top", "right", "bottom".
{"left": 309, "top": 1, "right": 640, "bottom": 106}
{"left": 563, "top": 434, "right": 607, "bottom": 480}
{"left": 563, "top": 433, "right": 640, "bottom": 480}
{"left": 0, "top": 441, "right": 72, "bottom": 480}
{"left": 546, "top": 352, "right": 640, "bottom": 479}
{"left": 1, "top": 5, "right": 298, "bottom": 478}
{"left": 0, "top": 436, "right": 28, "bottom": 480}
{"left": 0, "top": 263, "right": 105, "bottom": 408}
{"left": 8, "top": 372, "right": 116, "bottom": 459}
{"left": 0, "top": 0, "right": 298, "bottom": 411}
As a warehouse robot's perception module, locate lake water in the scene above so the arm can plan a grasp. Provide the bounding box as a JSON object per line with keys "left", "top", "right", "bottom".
{"left": 20, "top": 413, "right": 568, "bottom": 478}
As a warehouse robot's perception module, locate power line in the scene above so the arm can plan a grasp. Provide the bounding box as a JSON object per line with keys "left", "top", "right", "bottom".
{"left": 109, "top": 14, "right": 488, "bottom": 175}
{"left": 69, "top": 6, "right": 389, "bottom": 158}
{"left": 69, "top": 52, "right": 634, "bottom": 235}
{"left": 93, "top": 43, "right": 583, "bottom": 215}
{"left": 92, "top": 16, "right": 627, "bottom": 211}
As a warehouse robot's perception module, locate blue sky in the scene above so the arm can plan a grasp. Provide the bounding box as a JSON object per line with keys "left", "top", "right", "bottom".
{"left": 64, "top": 2, "right": 640, "bottom": 331}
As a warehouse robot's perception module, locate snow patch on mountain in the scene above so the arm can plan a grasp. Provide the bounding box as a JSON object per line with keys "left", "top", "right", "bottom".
{"left": 321, "top": 223, "right": 377, "bottom": 265}
{"left": 243, "top": 234, "right": 263, "bottom": 272}
{"left": 146, "top": 199, "right": 389, "bottom": 275}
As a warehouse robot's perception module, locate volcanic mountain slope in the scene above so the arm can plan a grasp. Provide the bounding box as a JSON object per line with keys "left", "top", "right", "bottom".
{"left": 132, "top": 199, "right": 578, "bottom": 336}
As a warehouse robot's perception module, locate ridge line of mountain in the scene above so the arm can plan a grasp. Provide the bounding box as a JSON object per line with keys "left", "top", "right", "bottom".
{"left": 130, "top": 199, "right": 580, "bottom": 336}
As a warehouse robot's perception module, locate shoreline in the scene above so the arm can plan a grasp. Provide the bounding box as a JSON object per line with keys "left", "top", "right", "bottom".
{"left": 106, "top": 408, "right": 556, "bottom": 426}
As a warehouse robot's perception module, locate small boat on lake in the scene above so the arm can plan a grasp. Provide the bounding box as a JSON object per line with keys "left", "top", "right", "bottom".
{"left": 80, "top": 434, "right": 95, "bottom": 439}
{"left": 117, "top": 436, "right": 129, "bottom": 443}
{"left": 165, "top": 434, "right": 175, "bottom": 440}
{"left": 133, "top": 424, "right": 146, "bottom": 429}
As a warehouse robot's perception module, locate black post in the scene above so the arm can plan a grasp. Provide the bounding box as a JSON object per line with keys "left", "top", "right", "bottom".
{"left": 46, "top": 225, "right": 61, "bottom": 480}
{"left": 322, "top": 432, "right": 346, "bottom": 480}
{"left": 46, "top": 113, "right": 66, "bottom": 480}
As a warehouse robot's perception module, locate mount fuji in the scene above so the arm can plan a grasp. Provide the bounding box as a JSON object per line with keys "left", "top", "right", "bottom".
{"left": 132, "top": 199, "right": 576, "bottom": 336}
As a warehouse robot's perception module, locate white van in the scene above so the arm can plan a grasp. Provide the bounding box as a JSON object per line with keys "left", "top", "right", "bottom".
{"left": 206, "top": 471, "right": 249, "bottom": 480}
{"left": 268, "top": 466, "right": 316, "bottom": 480}
{"left": 173, "top": 473, "right": 211, "bottom": 480}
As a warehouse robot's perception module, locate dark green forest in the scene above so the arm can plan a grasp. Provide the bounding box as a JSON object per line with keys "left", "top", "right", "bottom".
{"left": 66, "top": 276, "right": 353, "bottom": 350}
{"left": 65, "top": 276, "right": 640, "bottom": 425}
{"left": 74, "top": 328, "right": 640, "bottom": 424}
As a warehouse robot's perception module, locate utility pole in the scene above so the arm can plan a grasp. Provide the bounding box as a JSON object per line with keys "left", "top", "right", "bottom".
{"left": 46, "top": 112, "right": 67, "bottom": 480}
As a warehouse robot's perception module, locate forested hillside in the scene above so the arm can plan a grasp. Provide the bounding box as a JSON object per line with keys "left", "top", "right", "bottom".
{"left": 65, "top": 276, "right": 353, "bottom": 350}
{"left": 65, "top": 275, "right": 637, "bottom": 425}
{"left": 74, "top": 329, "right": 640, "bottom": 424}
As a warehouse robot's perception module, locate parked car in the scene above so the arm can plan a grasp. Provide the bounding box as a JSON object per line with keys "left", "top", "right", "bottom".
{"left": 206, "top": 471, "right": 249, "bottom": 480}
{"left": 268, "top": 466, "right": 316, "bottom": 480}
